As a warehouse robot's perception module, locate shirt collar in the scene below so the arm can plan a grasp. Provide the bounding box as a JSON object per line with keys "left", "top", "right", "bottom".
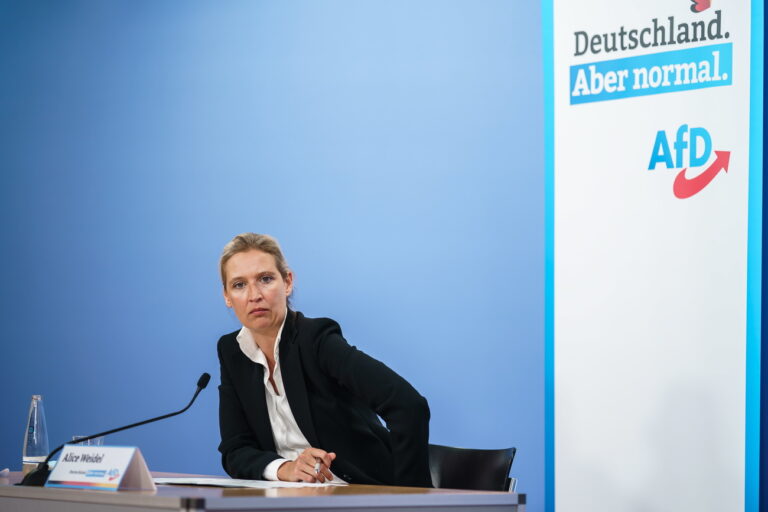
{"left": 235, "top": 311, "right": 288, "bottom": 365}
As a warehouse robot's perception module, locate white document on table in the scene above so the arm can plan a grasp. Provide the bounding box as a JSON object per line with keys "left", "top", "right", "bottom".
{"left": 153, "top": 477, "right": 346, "bottom": 488}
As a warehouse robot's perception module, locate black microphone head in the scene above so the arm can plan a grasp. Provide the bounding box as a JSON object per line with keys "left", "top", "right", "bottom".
{"left": 197, "top": 372, "right": 211, "bottom": 390}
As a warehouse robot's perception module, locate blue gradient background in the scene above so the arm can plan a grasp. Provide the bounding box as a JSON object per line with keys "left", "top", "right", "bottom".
{"left": 0, "top": 1, "right": 544, "bottom": 509}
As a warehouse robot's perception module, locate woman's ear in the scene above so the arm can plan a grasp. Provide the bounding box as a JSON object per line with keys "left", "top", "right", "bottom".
{"left": 284, "top": 271, "right": 294, "bottom": 296}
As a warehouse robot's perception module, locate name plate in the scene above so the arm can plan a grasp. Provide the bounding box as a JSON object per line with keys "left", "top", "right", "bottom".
{"left": 46, "top": 445, "right": 156, "bottom": 491}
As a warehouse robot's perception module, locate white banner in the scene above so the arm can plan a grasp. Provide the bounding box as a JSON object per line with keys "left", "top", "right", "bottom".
{"left": 547, "top": 1, "right": 761, "bottom": 511}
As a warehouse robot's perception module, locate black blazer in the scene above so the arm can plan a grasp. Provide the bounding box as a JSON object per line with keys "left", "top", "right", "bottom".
{"left": 217, "top": 310, "right": 432, "bottom": 487}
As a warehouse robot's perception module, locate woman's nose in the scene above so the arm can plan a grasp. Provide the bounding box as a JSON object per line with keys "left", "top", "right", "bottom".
{"left": 247, "top": 284, "right": 262, "bottom": 301}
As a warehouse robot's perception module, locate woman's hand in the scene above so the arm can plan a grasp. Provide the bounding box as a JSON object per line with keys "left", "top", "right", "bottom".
{"left": 277, "top": 448, "right": 336, "bottom": 483}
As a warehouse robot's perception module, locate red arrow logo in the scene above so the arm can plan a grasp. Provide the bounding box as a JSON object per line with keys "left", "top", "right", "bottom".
{"left": 672, "top": 151, "right": 730, "bottom": 199}
{"left": 690, "top": 0, "right": 711, "bottom": 13}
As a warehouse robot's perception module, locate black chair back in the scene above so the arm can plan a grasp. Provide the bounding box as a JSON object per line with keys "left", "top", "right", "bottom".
{"left": 428, "top": 444, "right": 516, "bottom": 491}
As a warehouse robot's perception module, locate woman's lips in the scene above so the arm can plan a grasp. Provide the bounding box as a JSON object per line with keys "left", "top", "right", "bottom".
{"left": 249, "top": 308, "right": 269, "bottom": 315}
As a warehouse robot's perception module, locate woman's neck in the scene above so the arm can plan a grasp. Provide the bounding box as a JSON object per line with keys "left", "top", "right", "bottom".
{"left": 251, "top": 327, "right": 278, "bottom": 355}
{"left": 248, "top": 309, "right": 287, "bottom": 365}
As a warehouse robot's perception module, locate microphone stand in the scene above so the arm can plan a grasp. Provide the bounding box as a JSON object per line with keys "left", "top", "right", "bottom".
{"left": 19, "top": 373, "right": 210, "bottom": 487}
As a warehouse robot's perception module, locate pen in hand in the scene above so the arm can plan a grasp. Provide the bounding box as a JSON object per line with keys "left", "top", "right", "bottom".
{"left": 278, "top": 448, "right": 336, "bottom": 483}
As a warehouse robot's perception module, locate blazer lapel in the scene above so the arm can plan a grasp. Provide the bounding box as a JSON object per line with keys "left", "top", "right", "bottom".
{"left": 280, "top": 311, "right": 320, "bottom": 447}
{"left": 244, "top": 359, "right": 277, "bottom": 452}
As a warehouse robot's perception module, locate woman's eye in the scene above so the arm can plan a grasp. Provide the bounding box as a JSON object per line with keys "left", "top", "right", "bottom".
{"left": 260, "top": 275, "right": 274, "bottom": 284}
{"left": 232, "top": 282, "right": 245, "bottom": 289}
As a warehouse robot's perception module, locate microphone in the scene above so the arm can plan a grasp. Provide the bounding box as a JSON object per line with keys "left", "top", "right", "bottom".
{"left": 19, "top": 372, "right": 211, "bottom": 487}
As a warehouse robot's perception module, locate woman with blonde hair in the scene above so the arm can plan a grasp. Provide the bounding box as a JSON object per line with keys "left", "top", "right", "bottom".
{"left": 216, "top": 233, "right": 431, "bottom": 486}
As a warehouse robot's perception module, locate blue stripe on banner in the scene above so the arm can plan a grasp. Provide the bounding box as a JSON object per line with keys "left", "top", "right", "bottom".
{"left": 542, "top": 0, "right": 555, "bottom": 511}
{"left": 46, "top": 483, "right": 118, "bottom": 491}
{"left": 746, "top": 1, "right": 763, "bottom": 511}
{"left": 570, "top": 43, "right": 733, "bottom": 105}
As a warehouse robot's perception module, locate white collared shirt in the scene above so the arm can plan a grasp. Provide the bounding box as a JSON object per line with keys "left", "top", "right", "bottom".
{"left": 236, "top": 315, "right": 344, "bottom": 483}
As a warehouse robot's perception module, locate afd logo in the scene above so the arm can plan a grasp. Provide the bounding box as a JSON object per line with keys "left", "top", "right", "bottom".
{"left": 648, "top": 124, "right": 731, "bottom": 199}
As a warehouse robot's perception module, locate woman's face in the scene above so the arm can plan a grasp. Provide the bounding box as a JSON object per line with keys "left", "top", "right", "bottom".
{"left": 222, "top": 249, "right": 293, "bottom": 336}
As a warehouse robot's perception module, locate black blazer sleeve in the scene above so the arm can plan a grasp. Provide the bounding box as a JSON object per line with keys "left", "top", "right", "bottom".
{"left": 314, "top": 320, "right": 432, "bottom": 487}
{"left": 217, "top": 336, "right": 280, "bottom": 479}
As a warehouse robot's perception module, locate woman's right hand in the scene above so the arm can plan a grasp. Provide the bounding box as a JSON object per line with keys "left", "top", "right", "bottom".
{"left": 277, "top": 447, "right": 336, "bottom": 483}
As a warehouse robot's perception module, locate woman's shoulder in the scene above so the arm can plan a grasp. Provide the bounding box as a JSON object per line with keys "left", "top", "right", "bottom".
{"left": 290, "top": 311, "right": 352, "bottom": 365}
{"left": 216, "top": 328, "right": 242, "bottom": 354}
{"left": 291, "top": 310, "right": 343, "bottom": 341}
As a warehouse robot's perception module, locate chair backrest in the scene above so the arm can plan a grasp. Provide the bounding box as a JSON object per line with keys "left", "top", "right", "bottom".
{"left": 428, "top": 444, "right": 516, "bottom": 491}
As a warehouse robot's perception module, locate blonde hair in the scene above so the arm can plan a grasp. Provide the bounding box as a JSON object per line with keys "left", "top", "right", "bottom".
{"left": 219, "top": 233, "right": 291, "bottom": 288}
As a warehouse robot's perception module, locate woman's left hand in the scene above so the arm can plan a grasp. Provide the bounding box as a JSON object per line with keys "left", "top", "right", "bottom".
{"left": 277, "top": 447, "right": 336, "bottom": 482}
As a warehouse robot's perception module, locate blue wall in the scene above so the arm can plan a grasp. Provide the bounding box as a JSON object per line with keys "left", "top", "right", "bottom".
{"left": 0, "top": 1, "right": 544, "bottom": 509}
